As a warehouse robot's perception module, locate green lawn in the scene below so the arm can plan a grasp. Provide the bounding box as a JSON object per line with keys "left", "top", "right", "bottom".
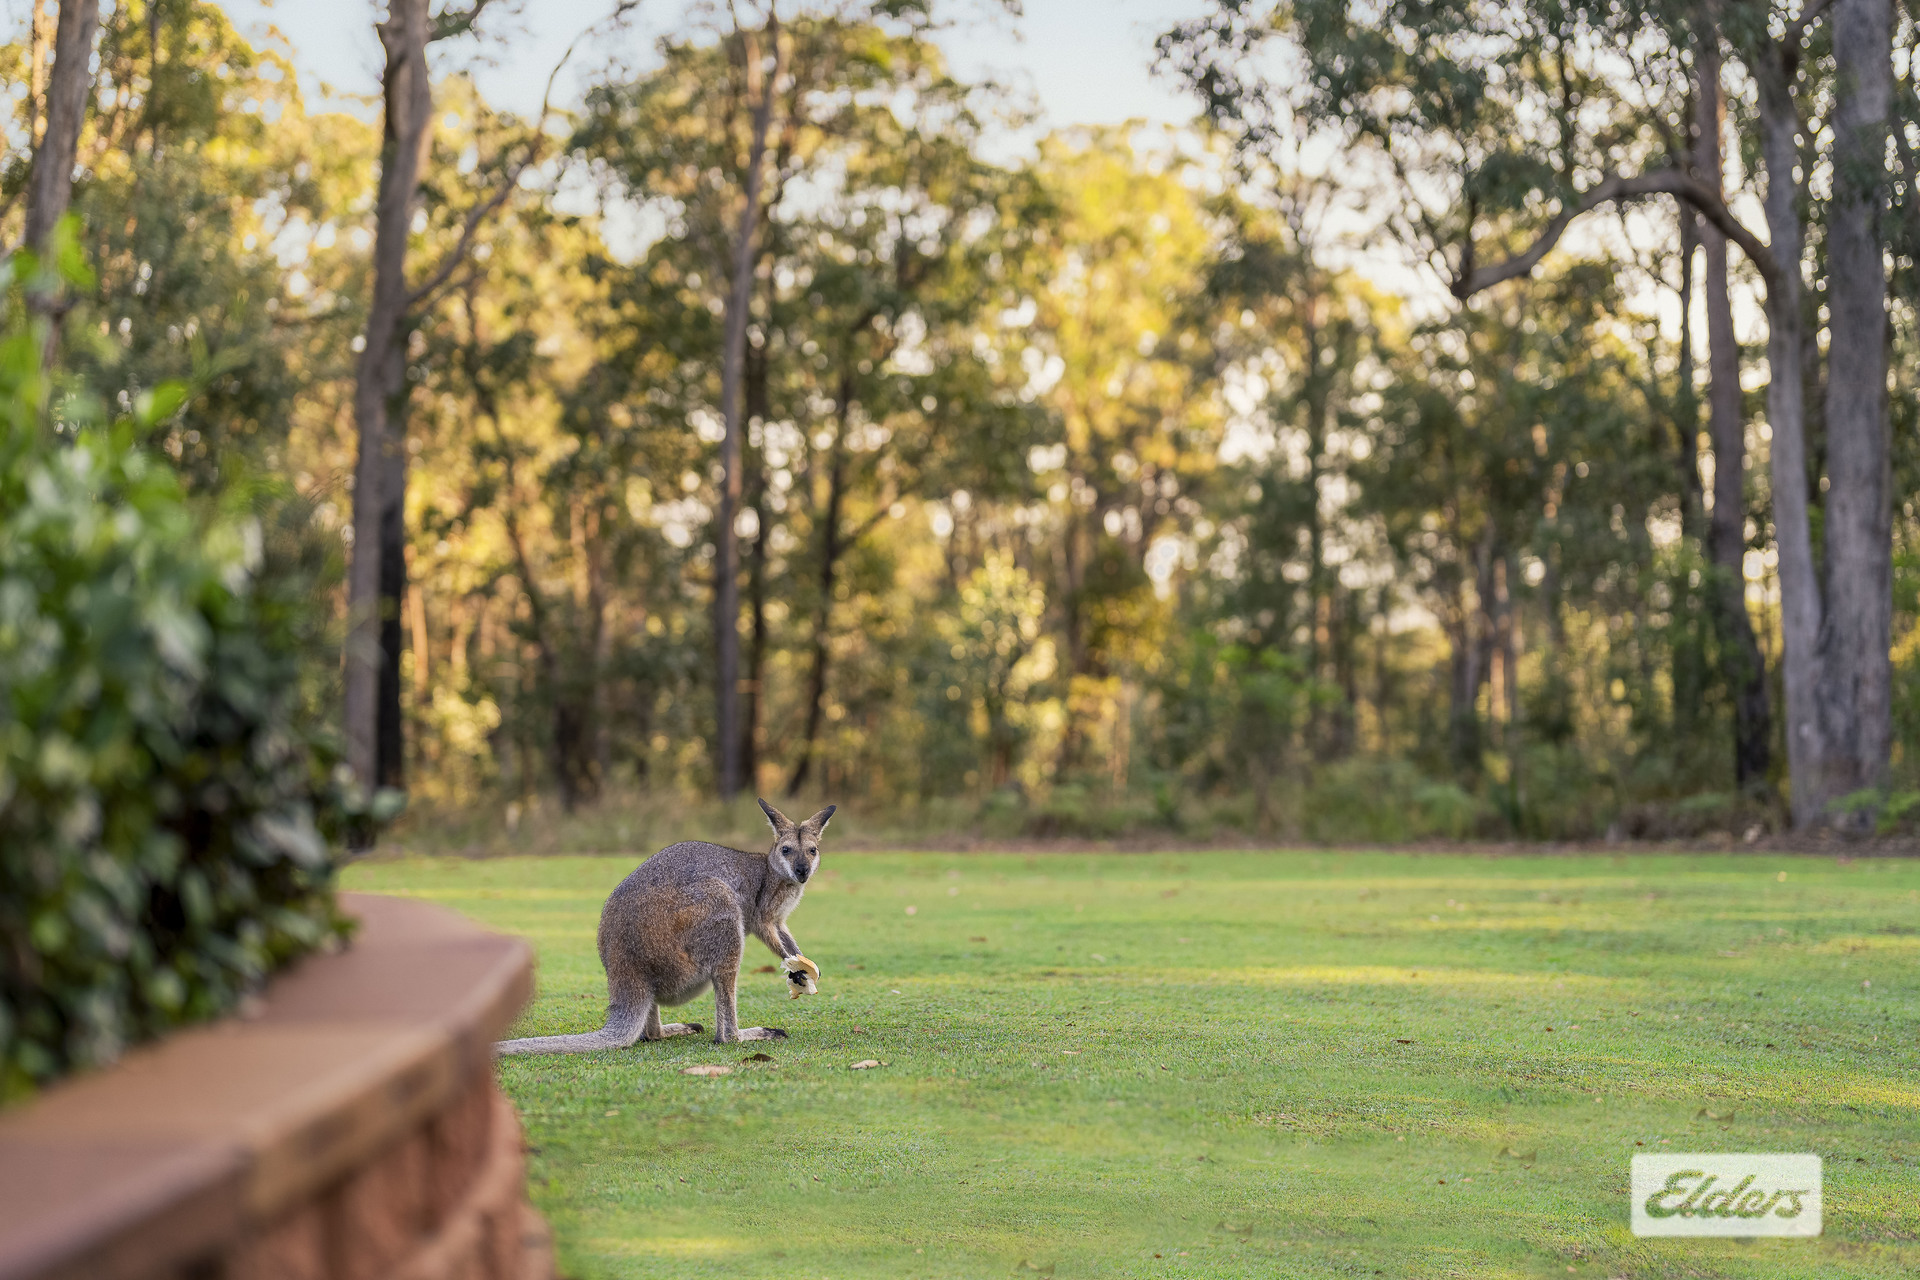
{"left": 344, "top": 849, "right": 1920, "bottom": 1279}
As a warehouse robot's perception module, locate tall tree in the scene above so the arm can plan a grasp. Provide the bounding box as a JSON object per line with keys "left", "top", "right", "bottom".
{"left": 346, "top": 1, "right": 624, "bottom": 801}
{"left": 1737, "top": 3, "right": 1825, "bottom": 825}
{"left": 1691, "top": 17, "right": 1772, "bottom": 791}
{"left": 1020, "top": 132, "right": 1220, "bottom": 780}
{"left": 22, "top": 0, "right": 100, "bottom": 367}
{"left": 775, "top": 43, "right": 1041, "bottom": 797}
{"left": 1816, "top": 0, "right": 1895, "bottom": 822}
{"left": 344, "top": 0, "right": 435, "bottom": 797}
{"left": 574, "top": 5, "right": 1026, "bottom": 796}
{"left": 713, "top": 4, "right": 786, "bottom": 799}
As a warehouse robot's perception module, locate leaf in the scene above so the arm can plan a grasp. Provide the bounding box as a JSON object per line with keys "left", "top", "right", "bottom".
{"left": 1695, "top": 1107, "right": 1736, "bottom": 1123}
{"left": 1394, "top": 1038, "right": 1415, "bottom": 1044}
{"left": 1495, "top": 1147, "right": 1536, "bottom": 1165}
{"left": 369, "top": 787, "right": 409, "bottom": 824}
{"left": 753, "top": 964, "right": 778, "bottom": 973}
{"left": 682, "top": 1064, "right": 732, "bottom": 1077}
{"left": 133, "top": 382, "right": 189, "bottom": 429}
{"left": 850, "top": 1059, "right": 883, "bottom": 1069}
{"left": 741, "top": 1052, "right": 775, "bottom": 1062}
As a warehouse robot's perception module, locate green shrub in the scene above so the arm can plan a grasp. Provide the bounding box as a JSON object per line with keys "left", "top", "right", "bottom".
{"left": 1300, "top": 760, "right": 1490, "bottom": 843}
{"left": 0, "top": 267, "right": 351, "bottom": 1100}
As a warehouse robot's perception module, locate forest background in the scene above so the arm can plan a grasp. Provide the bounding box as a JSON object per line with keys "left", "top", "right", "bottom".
{"left": 10, "top": 0, "right": 1920, "bottom": 849}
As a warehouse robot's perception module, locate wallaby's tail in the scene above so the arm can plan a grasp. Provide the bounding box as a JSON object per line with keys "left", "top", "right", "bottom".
{"left": 494, "top": 1000, "right": 647, "bottom": 1057}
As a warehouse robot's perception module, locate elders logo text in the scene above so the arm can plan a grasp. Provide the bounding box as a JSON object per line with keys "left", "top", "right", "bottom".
{"left": 1630, "top": 1153, "right": 1822, "bottom": 1237}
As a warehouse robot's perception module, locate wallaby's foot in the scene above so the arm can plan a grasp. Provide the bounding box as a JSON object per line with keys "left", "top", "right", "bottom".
{"left": 727, "top": 1026, "right": 788, "bottom": 1043}
{"left": 651, "top": 1022, "right": 703, "bottom": 1039}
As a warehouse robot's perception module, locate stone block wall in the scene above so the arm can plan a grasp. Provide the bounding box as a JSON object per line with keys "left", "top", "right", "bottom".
{"left": 0, "top": 894, "right": 551, "bottom": 1280}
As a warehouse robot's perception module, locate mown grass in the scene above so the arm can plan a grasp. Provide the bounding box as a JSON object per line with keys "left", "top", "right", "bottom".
{"left": 344, "top": 849, "right": 1920, "bottom": 1279}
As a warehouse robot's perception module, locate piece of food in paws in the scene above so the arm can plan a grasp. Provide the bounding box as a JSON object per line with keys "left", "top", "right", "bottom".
{"left": 782, "top": 955, "right": 820, "bottom": 998}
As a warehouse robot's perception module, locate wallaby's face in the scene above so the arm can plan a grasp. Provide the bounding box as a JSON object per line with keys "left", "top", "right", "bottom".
{"left": 758, "top": 798, "right": 836, "bottom": 885}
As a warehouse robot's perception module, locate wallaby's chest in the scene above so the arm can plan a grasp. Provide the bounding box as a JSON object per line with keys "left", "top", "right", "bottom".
{"left": 756, "top": 882, "right": 803, "bottom": 925}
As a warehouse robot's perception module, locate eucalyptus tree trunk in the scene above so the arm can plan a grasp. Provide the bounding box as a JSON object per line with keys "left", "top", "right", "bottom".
{"left": 23, "top": 0, "right": 100, "bottom": 368}
{"left": 714, "top": 14, "right": 782, "bottom": 799}
{"left": 1755, "top": 38, "right": 1824, "bottom": 827}
{"left": 378, "top": 439, "right": 410, "bottom": 789}
{"left": 346, "top": 0, "right": 434, "bottom": 794}
{"left": 1693, "top": 26, "right": 1772, "bottom": 793}
{"left": 786, "top": 373, "right": 849, "bottom": 798}
{"left": 1816, "top": 0, "right": 1894, "bottom": 824}
{"left": 1674, "top": 215, "right": 1706, "bottom": 532}
{"left": 26, "top": 1, "right": 51, "bottom": 151}
{"left": 741, "top": 342, "right": 771, "bottom": 790}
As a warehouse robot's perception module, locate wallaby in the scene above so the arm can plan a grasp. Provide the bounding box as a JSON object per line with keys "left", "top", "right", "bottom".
{"left": 495, "top": 799, "right": 834, "bottom": 1055}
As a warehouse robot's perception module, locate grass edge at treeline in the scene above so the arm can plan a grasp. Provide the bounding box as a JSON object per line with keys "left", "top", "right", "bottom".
{"left": 377, "top": 780, "right": 1920, "bottom": 861}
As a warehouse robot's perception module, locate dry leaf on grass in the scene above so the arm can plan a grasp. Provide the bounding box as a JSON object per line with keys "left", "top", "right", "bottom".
{"left": 753, "top": 964, "right": 778, "bottom": 974}
{"left": 741, "top": 1052, "right": 775, "bottom": 1062}
{"left": 1695, "top": 1107, "right": 1737, "bottom": 1123}
{"left": 682, "top": 1064, "right": 731, "bottom": 1077}
{"left": 1394, "top": 1038, "right": 1415, "bottom": 1044}
{"left": 850, "top": 1059, "right": 885, "bottom": 1070}
{"left": 1495, "top": 1146, "right": 1536, "bottom": 1165}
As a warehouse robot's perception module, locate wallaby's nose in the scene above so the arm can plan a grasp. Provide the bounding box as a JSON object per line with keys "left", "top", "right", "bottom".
{"left": 794, "top": 863, "right": 811, "bottom": 882}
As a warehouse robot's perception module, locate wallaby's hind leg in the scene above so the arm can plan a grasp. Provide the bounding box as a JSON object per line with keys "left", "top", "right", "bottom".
{"left": 641, "top": 1000, "right": 702, "bottom": 1040}
{"left": 710, "top": 953, "right": 787, "bottom": 1044}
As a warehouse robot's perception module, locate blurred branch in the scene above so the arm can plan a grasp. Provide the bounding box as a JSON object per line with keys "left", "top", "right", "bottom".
{"left": 428, "top": 0, "right": 501, "bottom": 44}
{"left": 1451, "top": 168, "right": 1777, "bottom": 300}
{"left": 408, "top": 0, "right": 642, "bottom": 312}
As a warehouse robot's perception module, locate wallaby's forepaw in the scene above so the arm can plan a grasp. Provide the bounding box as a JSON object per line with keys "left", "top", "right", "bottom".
{"left": 783, "top": 954, "right": 820, "bottom": 999}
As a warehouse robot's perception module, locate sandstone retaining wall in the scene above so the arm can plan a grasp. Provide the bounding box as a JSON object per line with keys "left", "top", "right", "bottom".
{"left": 0, "top": 893, "right": 550, "bottom": 1280}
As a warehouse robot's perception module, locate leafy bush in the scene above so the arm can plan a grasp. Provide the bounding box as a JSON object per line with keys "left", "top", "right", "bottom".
{"left": 1300, "top": 759, "right": 1488, "bottom": 843}
{"left": 0, "top": 264, "right": 351, "bottom": 1100}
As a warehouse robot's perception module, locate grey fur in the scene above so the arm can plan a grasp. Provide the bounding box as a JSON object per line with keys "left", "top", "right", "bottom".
{"left": 495, "top": 799, "right": 836, "bottom": 1055}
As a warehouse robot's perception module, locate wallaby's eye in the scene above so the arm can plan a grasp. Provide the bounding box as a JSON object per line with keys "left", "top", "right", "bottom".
{"left": 781, "top": 845, "right": 794, "bottom": 857}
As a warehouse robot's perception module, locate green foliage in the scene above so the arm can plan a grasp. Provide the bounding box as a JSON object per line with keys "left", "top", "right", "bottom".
{"left": 1879, "top": 789, "right": 1920, "bottom": 835}
{"left": 1296, "top": 760, "right": 1486, "bottom": 842}
{"left": 0, "top": 1, "right": 374, "bottom": 486}
{"left": 0, "top": 258, "right": 350, "bottom": 1098}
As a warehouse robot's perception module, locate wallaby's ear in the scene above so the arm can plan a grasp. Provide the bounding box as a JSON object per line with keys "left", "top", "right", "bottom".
{"left": 802, "top": 804, "right": 837, "bottom": 836}
{"left": 757, "top": 797, "right": 796, "bottom": 834}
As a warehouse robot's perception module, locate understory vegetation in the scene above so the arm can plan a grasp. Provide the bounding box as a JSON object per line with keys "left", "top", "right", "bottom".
{"left": 0, "top": 255, "right": 352, "bottom": 1097}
